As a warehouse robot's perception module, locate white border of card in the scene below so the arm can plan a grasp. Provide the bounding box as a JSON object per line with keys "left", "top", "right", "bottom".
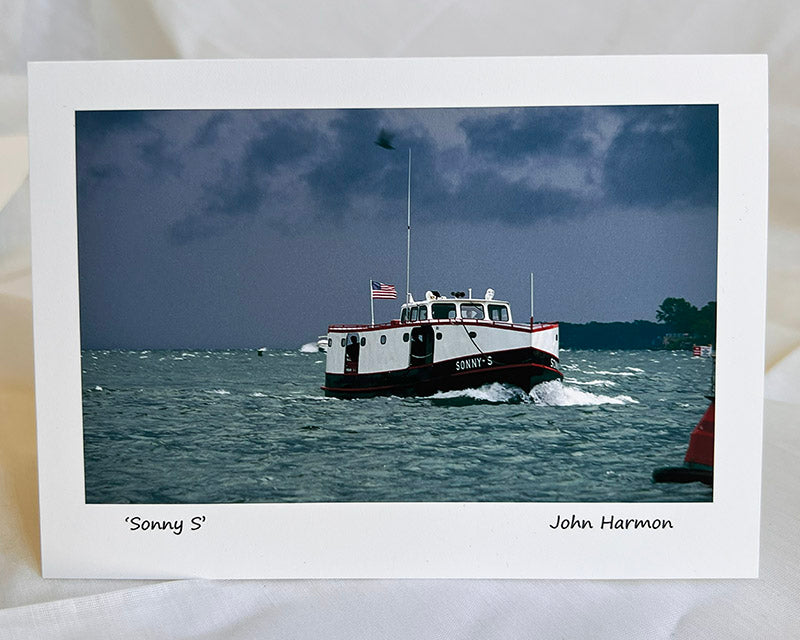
{"left": 29, "top": 56, "right": 767, "bottom": 579}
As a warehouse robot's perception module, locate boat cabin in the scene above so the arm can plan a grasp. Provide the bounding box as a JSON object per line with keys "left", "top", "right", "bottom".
{"left": 399, "top": 289, "right": 513, "bottom": 324}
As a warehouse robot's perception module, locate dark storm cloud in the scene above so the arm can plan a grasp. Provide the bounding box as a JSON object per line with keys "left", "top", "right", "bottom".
{"left": 79, "top": 105, "right": 719, "bottom": 248}
{"left": 429, "top": 171, "right": 583, "bottom": 223}
{"left": 75, "top": 110, "right": 150, "bottom": 143}
{"left": 77, "top": 109, "right": 184, "bottom": 184}
{"left": 603, "top": 105, "right": 718, "bottom": 209}
{"left": 168, "top": 113, "right": 321, "bottom": 242}
{"left": 303, "top": 108, "right": 587, "bottom": 227}
{"left": 463, "top": 108, "right": 592, "bottom": 159}
{"left": 304, "top": 109, "right": 408, "bottom": 219}
{"left": 191, "top": 112, "right": 231, "bottom": 147}
{"left": 139, "top": 128, "right": 183, "bottom": 178}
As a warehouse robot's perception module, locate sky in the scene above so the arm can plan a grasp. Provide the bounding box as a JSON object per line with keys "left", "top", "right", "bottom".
{"left": 75, "top": 105, "right": 718, "bottom": 349}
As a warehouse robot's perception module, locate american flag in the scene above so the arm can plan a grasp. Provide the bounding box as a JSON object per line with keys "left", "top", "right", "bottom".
{"left": 371, "top": 281, "right": 397, "bottom": 299}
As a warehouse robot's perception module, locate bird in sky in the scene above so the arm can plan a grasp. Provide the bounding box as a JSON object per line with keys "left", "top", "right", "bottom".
{"left": 374, "top": 128, "right": 396, "bottom": 150}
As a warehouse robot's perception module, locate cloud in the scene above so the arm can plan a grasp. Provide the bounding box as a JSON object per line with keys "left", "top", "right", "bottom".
{"left": 462, "top": 107, "right": 593, "bottom": 160}
{"left": 602, "top": 105, "right": 718, "bottom": 209}
{"left": 77, "top": 105, "right": 719, "bottom": 246}
{"left": 139, "top": 128, "right": 183, "bottom": 178}
{"left": 191, "top": 112, "right": 232, "bottom": 147}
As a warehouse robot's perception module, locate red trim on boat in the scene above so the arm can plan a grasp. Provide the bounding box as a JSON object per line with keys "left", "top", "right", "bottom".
{"left": 327, "top": 319, "right": 559, "bottom": 334}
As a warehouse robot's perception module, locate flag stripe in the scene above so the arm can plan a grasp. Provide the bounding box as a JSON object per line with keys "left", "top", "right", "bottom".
{"left": 371, "top": 281, "right": 397, "bottom": 299}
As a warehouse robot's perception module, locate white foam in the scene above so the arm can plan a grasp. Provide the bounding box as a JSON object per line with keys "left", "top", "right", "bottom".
{"left": 530, "top": 380, "right": 638, "bottom": 406}
{"left": 432, "top": 383, "right": 528, "bottom": 404}
{"left": 626, "top": 366, "right": 644, "bottom": 372}
{"left": 208, "top": 389, "right": 231, "bottom": 395}
{"left": 592, "top": 370, "right": 635, "bottom": 376}
{"left": 299, "top": 342, "right": 318, "bottom": 353}
{"left": 563, "top": 377, "right": 617, "bottom": 388}
{"left": 250, "top": 392, "right": 267, "bottom": 397}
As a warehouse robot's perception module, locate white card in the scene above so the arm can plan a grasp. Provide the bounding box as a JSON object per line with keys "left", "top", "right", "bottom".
{"left": 29, "top": 56, "right": 767, "bottom": 578}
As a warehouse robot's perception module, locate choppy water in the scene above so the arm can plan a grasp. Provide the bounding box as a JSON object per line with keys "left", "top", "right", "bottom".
{"left": 82, "top": 347, "right": 714, "bottom": 503}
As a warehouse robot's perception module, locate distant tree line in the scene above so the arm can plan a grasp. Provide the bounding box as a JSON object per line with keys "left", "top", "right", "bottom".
{"left": 559, "top": 297, "right": 716, "bottom": 350}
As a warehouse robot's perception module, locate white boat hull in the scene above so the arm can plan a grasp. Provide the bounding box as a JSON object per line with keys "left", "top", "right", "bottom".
{"left": 323, "top": 319, "right": 561, "bottom": 398}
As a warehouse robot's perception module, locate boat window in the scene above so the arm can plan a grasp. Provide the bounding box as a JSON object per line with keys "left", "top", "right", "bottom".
{"left": 419, "top": 306, "right": 428, "bottom": 320}
{"left": 328, "top": 338, "right": 332, "bottom": 347}
{"left": 401, "top": 308, "right": 408, "bottom": 323}
{"left": 360, "top": 337, "right": 366, "bottom": 346}
{"left": 460, "top": 303, "right": 485, "bottom": 320}
{"left": 410, "top": 307, "right": 418, "bottom": 322}
{"left": 488, "top": 304, "right": 509, "bottom": 322}
{"left": 341, "top": 338, "right": 346, "bottom": 347}
{"left": 380, "top": 335, "right": 386, "bottom": 344}
{"left": 431, "top": 303, "right": 456, "bottom": 319}
{"left": 403, "top": 333, "right": 409, "bottom": 342}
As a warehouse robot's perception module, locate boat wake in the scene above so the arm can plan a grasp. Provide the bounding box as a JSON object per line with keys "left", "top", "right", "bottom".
{"left": 430, "top": 383, "right": 530, "bottom": 406}
{"left": 299, "top": 342, "right": 318, "bottom": 353}
{"left": 530, "top": 380, "right": 637, "bottom": 406}
{"left": 430, "top": 381, "right": 637, "bottom": 407}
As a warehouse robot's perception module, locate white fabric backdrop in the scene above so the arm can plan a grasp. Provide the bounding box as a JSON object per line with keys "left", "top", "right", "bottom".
{"left": 1, "top": 1, "right": 798, "bottom": 637}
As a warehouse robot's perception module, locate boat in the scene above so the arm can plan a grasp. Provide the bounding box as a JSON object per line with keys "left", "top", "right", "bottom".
{"left": 322, "top": 288, "right": 562, "bottom": 398}
{"left": 316, "top": 335, "right": 328, "bottom": 353}
{"left": 321, "top": 137, "right": 561, "bottom": 398}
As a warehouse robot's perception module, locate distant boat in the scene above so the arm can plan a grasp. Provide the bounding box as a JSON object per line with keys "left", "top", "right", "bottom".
{"left": 322, "top": 288, "right": 562, "bottom": 398}
{"left": 317, "top": 335, "right": 328, "bottom": 353}
{"left": 692, "top": 344, "right": 713, "bottom": 357}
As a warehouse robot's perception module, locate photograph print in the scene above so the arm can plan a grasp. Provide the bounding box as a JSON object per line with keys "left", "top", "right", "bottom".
{"left": 76, "top": 104, "right": 718, "bottom": 504}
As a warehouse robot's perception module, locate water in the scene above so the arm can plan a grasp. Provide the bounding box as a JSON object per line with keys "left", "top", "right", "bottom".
{"left": 82, "top": 348, "right": 714, "bottom": 503}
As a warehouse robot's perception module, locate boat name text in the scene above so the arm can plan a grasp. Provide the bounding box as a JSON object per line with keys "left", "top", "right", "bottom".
{"left": 124, "top": 515, "right": 207, "bottom": 535}
{"left": 455, "top": 355, "right": 493, "bottom": 372}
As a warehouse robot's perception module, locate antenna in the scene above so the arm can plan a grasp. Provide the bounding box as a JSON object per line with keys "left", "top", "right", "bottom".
{"left": 406, "top": 148, "right": 411, "bottom": 303}
{"left": 530, "top": 272, "right": 534, "bottom": 321}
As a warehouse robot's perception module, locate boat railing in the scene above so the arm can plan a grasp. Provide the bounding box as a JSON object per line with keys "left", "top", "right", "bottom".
{"left": 327, "top": 319, "right": 559, "bottom": 332}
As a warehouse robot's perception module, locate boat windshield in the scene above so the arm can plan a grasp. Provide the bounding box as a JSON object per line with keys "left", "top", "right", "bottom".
{"left": 488, "top": 304, "right": 509, "bottom": 322}
{"left": 460, "top": 303, "right": 485, "bottom": 320}
{"left": 431, "top": 303, "right": 456, "bottom": 319}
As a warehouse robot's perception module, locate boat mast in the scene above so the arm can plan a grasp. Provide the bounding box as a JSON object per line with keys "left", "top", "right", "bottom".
{"left": 530, "top": 272, "right": 534, "bottom": 322}
{"left": 406, "top": 148, "right": 411, "bottom": 303}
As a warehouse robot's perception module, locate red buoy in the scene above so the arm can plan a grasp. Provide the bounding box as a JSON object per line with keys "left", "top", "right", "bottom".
{"left": 684, "top": 399, "right": 714, "bottom": 468}
{"left": 652, "top": 398, "right": 714, "bottom": 486}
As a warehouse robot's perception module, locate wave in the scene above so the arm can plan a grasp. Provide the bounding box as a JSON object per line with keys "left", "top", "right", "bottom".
{"left": 430, "top": 381, "right": 637, "bottom": 407}
{"left": 430, "top": 383, "right": 530, "bottom": 406}
{"left": 299, "top": 342, "right": 319, "bottom": 353}
{"left": 592, "top": 370, "right": 635, "bottom": 377}
{"left": 563, "top": 377, "right": 617, "bottom": 388}
{"left": 530, "top": 380, "right": 638, "bottom": 406}
{"left": 207, "top": 389, "right": 231, "bottom": 395}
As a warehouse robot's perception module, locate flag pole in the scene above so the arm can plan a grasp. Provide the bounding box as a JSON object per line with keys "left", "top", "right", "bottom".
{"left": 370, "top": 280, "right": 375, "bottom": 326}
{"left": 406, "top": 148, "right": 411, "bottom": 304}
